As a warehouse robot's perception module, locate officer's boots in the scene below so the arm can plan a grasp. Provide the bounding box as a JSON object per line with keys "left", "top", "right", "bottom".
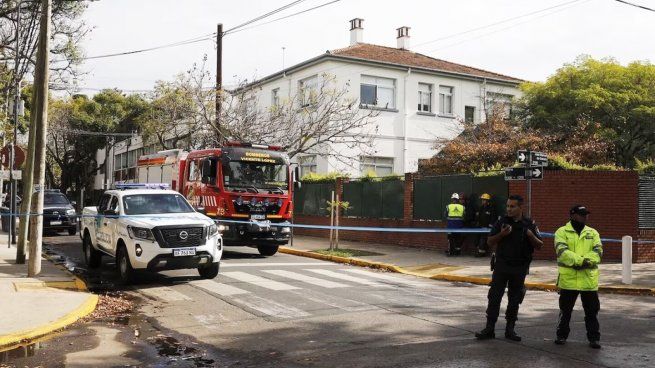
{"left": 505, "top": 320, "right": 521, "bottom": 342}
{"left": 475, "top": 320, "right": 495, "bottom": 340}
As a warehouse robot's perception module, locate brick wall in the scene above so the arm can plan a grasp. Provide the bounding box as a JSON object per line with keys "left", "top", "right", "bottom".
{"left": 293, "top": 170, "right": 653, "bottom": 263}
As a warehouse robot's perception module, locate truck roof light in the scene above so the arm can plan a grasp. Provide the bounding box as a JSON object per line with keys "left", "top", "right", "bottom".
{"left": 114, "top": 182, "right": 170, "bottom": 190}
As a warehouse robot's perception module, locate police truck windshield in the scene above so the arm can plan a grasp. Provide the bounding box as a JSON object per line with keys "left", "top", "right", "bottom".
{"left": 222, "top": 161, "right": 289, "bottom": 192}
{"left": 122, "top": 194, "right": 195, "bottom": 215}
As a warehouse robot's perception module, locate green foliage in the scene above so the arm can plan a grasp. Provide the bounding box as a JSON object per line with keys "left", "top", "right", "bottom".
{"left": 359, "top": 170, "right": 378, "bottom": 182}
{"left": 301, "top": 171, "right": 349, "bottom": 183}
{"left": 635, "top": 158, "right": 655, "bottom": 174}
{"left": 548, "top": 154, "right": 620, "bottom": 171}
{"left": 519, "top": 56, "right": 655, "bottom": 167}
{"left": 326, "top": 199, "right": 350, "bottom": 213}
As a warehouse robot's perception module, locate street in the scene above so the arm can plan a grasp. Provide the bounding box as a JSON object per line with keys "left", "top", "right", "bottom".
{"left": 2, "top": 233, "right": 652, "bottom": 368}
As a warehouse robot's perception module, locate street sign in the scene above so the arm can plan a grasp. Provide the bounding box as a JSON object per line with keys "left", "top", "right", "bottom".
{"left": 530, "top": 151, "right": 548, "bottom": 167}
{"left": 504, "top": 166, "right": 544, "bottom": 181}
{"left": 517, "top": 150, "right": 528, "bottom": 165}
{"left": 1, "top": 145, "right": 26, "bottom": 169}
{"left": 0, "top": 170, "right": 22, "bottom": 180}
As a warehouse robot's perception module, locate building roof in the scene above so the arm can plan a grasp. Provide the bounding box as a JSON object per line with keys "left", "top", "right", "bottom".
{"left": 328, "top": 43, "right": 523, "bottom": 84}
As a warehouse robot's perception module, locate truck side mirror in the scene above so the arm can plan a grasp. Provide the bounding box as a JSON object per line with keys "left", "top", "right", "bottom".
{"left": 293, "top": 166, "right": 301, "bottom": 190}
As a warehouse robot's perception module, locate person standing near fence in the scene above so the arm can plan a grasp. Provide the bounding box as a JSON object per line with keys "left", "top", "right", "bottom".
{"left": 553, "top": 205, "right": 603, "bottom": 349}
{"left": 474, "top": 193, "right": 497, "bottom": 257}
{"left": 445, "top": 193, "right": 465, "bottom": 256}
{"left": 475, "top": 194, "right": 543, "bottom": 341}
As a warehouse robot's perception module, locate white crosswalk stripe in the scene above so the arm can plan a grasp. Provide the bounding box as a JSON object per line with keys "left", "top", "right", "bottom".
{"left": 221, "top": 271, "right": 299, "bottom": 291}
{"left": 305, "top": 269, "right": 389, "bottom": 287}
{"left": 288, "top": 289, "right": 377, "bottom": 312}
{"left": 232, "top": 294, "right": 310, "bottom": 319}
{"left": 190, "top": 279, "right": 249, "bottom": 296}
{"left": 138, "top": 286, "right": 192, "bottom": 302}
{"left": 342, "top": 269, "right": 429, "bottom": 287}
{"left": 263, "top": 269, "right": 349, "bottom": 288}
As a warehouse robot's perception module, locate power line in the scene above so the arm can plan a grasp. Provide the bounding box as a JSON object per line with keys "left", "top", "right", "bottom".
{"left": 223, "top": 0, "right": 308, "bottom": 34}
{"left": 413, "top": 0, "right": 582, "bottom": 49}
{"left": 613, "top": 0, "right": 655, "bottom": 12}
{"left": 225, "top": 0, "right": 342, "bottom": 35}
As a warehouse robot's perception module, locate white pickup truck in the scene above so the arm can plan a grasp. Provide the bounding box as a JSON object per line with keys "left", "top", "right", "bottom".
{"left": 80, "top": 184, "right": 223, "bottom": 284}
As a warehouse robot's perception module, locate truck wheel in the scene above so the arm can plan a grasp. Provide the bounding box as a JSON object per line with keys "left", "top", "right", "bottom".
{"left": 68, "top": 226, "right": 77, "bottom": 236}
{"left": 198, "top": 262, "right": 220, "bottom": 279}
{"left": 117, "top": 246, "right": 137, "bottom": 285}
{"left": 83, "top": 232, "right": 102, "bottom": 269}
{"left": 257, "top": 245, "right": 279, "bottom": 256}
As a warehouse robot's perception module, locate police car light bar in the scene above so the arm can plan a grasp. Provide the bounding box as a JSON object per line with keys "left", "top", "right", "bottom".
{"left": 114, "top": 182, "right": 170, "bottom": 190}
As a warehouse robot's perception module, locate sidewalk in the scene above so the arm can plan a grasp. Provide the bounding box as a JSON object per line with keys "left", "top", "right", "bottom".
{"left": 0, "top": 236, "right": 97, "bottom": 350}
{"left": 282, "top": 235, "right": 655, "bottom": 296}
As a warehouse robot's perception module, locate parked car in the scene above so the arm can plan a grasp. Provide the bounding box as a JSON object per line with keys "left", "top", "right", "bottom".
{"left": 43, "top": 190, "right": 78, "bottom": 235}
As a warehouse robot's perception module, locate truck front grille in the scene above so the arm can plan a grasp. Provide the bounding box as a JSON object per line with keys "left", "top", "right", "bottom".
{"left": 155, "top": 226, "right": 205, "bottom": 248}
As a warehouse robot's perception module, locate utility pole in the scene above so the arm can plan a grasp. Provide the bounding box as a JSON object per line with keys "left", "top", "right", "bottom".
{"left": 9, "top": 0, "right": 22, "bottom": 249}
{"left": 27, "top": 0, "right": 51, "bottom": 277}
{"left": 215, "top": 23, "right": 223, "bottom": 144}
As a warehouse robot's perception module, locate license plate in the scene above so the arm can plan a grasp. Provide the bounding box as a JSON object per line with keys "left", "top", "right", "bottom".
{"left": 173, "top": 248, "right": 196, "bottom": 257}
{"left": 250, "top": 214, "right": 266, "bottom": 220}
{"left": 50, "top": 221, "right": 62, "bottom": 226}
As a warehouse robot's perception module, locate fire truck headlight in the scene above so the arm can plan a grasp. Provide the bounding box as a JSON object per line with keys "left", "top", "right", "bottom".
{"left": 235, "top": 197, "right": 243, "bottom": 206}
{"left": 250, "top": 197, "right": 258, "bottom": 206}
{"left": 264, "top": 198, "right": 270, "bottom": 206}
{"left": 280, "top": 227, "right": 291, "bottom": 234}
{"left": 277, "top": 199, "right": 284, "bottom": 207}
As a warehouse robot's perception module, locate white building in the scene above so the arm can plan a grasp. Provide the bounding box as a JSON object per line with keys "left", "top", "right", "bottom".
{"left": 242, "top": 18, "right": 523, "bottom": 177}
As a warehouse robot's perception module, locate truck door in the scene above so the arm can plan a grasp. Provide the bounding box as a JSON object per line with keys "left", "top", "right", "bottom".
{"left": 95, "top": 194, "right": 112, "bottom": 251}
{"left": 105, "top": 196, "right": 120, "bottom": 256}
{"left": 97, "top": 195, "right": 119, "bottom": 255}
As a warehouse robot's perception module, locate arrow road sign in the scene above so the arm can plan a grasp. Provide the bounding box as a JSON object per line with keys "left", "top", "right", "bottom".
{"left": 517, "top": 150, "right": 528, "bottom": 164}
{"left": 504, "top": 166, "right": 545, "bottom": 181}
{"left": 530, "top": 151, "right": 548, "bottom": 167}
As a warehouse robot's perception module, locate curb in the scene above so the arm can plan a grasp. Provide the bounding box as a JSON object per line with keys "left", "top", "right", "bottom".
{"left": 0, "top": 252, "right": 99, "bottom": 350}
{"left": 279, "top": 247, "right": 654, "bottom": 296}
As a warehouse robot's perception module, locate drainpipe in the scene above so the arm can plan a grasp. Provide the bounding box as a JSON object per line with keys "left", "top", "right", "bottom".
{"left": 402, "top": 68, "right": 411, "bottom": 173}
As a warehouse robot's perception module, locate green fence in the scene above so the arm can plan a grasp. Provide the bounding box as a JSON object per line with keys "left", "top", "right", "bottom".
{"left": 294, "top": 182, "right": 335, "bottom": 216}
{"left": 342, "top": 179, "right": 404, "bottom": 219}
{"left": 413, "top": 174, "right": 507, "bottom": 220}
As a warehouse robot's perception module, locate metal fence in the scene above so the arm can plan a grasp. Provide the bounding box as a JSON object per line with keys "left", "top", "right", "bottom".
{"left": 639, "top": 176, "right": 655, "bottom": 229}
{"left": 342, "top": 179, "right": 404, "bottom": 219}
{"left": 413, "top": 174, "right": 507, "bottom": 221}
{"left": 294, "top": 182, "right": 335, "bottom": 216}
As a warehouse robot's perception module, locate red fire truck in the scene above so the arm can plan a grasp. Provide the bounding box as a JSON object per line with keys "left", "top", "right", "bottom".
{"left": 136, "top": 143, "right": 296, "bottom": 256}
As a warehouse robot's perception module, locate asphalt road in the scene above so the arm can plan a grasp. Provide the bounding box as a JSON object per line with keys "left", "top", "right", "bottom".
{"left": 8, "top": 233, "right": 655, "bottom": 368}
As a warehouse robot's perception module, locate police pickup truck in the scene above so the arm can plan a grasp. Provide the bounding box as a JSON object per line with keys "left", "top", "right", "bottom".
{"left": 80, "top": 183, "right": 222, "bottom": 284}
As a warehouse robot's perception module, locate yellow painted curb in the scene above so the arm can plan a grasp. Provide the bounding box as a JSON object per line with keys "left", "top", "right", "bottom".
{"left": 0, "top": 293, "right": 98, "bottom": 349}
{"left": 279, "top": 247, "right": 653, "bottom": 296}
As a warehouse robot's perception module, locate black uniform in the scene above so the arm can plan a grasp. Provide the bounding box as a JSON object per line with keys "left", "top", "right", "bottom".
{"left": 475, "top": 203, "right": 497, "bottom": 256}
{"left": 485, "top": 216, "right": 541, "bottom": 324}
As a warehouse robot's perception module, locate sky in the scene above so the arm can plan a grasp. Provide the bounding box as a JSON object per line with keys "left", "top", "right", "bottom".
{"left": 72, "top": 0, "right": 655, "bottom": 94}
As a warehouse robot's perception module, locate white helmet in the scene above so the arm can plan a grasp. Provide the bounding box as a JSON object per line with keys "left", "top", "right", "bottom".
{"left": 451, "top": 193, "right": 460, "bottom": 200}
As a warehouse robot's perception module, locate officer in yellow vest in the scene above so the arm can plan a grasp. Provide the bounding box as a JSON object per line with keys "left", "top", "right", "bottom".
{"left": 445, "top": 193, "right": 465, "bottom": 256}
{"left": 554, "top": 205, "right": 603, "bottom": 349}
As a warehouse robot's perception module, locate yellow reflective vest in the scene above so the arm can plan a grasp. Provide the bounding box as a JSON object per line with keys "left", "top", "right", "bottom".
{"left": 554, "top": 222, "right": 603, "bottom": 291}
{"left": 446, "top": 204, "right": 465, "bottom": 220}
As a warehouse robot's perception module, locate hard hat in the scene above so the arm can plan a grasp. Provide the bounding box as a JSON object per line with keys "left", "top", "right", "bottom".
{"left": 481, "top": 193, "right": 491, "bottom": 200}
{"left": 451, "top": 193, "right": 459, "bottom": 200}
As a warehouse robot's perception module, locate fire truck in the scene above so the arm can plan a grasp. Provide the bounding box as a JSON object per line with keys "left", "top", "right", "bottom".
{"left": 135, "top": 143, "right": 296, "bottom": 256}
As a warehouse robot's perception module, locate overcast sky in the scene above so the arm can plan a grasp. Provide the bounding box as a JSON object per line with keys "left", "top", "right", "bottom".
{"left": 74, "top": 0, "right": 655, "bottom": 94}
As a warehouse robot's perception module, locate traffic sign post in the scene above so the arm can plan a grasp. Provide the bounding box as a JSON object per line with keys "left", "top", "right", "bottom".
{"left": 506, "top": 150, "right": 548, "bottom": 217}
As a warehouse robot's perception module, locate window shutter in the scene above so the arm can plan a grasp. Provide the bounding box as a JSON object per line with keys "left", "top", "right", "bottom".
{"left": 639, "top": 176, "right": 655, "bottom": 229}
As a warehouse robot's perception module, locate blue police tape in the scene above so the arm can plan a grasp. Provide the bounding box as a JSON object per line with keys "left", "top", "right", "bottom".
{"left": 1, "top": 212, "right": 653, "bottom": 244}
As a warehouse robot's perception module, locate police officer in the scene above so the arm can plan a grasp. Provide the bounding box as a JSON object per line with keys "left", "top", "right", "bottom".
{"left": 554, "top": 205, "right": 603, "bottom": 349}
{"left": 476, "top": 195, "right": 543, "bottom": 341}
{"left": 445, "top": 193, "right": 465, "bottom": 256}
{"left": 475, "top": 193, "right": 497, "bottom": 257}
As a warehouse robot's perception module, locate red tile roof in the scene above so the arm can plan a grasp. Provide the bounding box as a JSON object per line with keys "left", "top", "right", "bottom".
{"left": 329, "top": 43, "right": 523, "bottom": 83}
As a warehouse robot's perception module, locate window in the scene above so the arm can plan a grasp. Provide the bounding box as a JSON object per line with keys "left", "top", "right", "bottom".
{"left": 360, "top": 75, "right": 395, "bottom": 109}
{"left": 271, "top": 88, "right": 280, "bottom": 106}
{"left": 299, "top": 155, "right": 317, "bottom": 178}
{"left": 418, "top": 83, "right": 432, "bottom": 112}
{"left": 465, "top": 106, "right": 476, "bottom": 123}
{"left": 187, "top": 160, "right": 201, "bottom": 182}
{"left": 360, "top": 156, "right": 394, "bottom": 176}
{"left": 299, "top": 75, "right": 318, "bottom": 107}
{"left": 439, "top": 86, "right": 453, "bottom": 115}
{"left": 486, "top": 92, "right": 514, "bottom": 119}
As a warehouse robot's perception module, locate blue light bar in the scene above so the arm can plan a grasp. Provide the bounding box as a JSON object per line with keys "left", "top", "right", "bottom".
{"left": 113, "top": 182, "right": 170, "bottom": 190}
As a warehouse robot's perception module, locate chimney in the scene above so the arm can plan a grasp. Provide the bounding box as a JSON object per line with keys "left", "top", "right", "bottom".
{"left": 350, "top": 18, "right": 363, "bottom": 45}
{"left": 396, "top": 26, "right": 410, "bottom": 50}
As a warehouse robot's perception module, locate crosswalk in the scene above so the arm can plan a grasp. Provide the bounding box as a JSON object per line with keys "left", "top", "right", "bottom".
{"left": 137, "top": 266, "right": 461, "bottom": 322}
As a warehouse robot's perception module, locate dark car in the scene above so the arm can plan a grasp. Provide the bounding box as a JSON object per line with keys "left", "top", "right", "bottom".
{"left": 43, "top": 190, "right": 78, "bottom": 235}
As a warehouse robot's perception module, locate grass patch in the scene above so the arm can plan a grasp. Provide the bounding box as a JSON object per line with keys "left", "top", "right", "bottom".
{"left": 312, "top": 248, "right": 384, "bottom": 258}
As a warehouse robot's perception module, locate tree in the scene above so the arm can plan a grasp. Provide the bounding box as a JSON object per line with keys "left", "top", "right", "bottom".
{"left": 518, "top": 56, "right": 655, "bottom": 167}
